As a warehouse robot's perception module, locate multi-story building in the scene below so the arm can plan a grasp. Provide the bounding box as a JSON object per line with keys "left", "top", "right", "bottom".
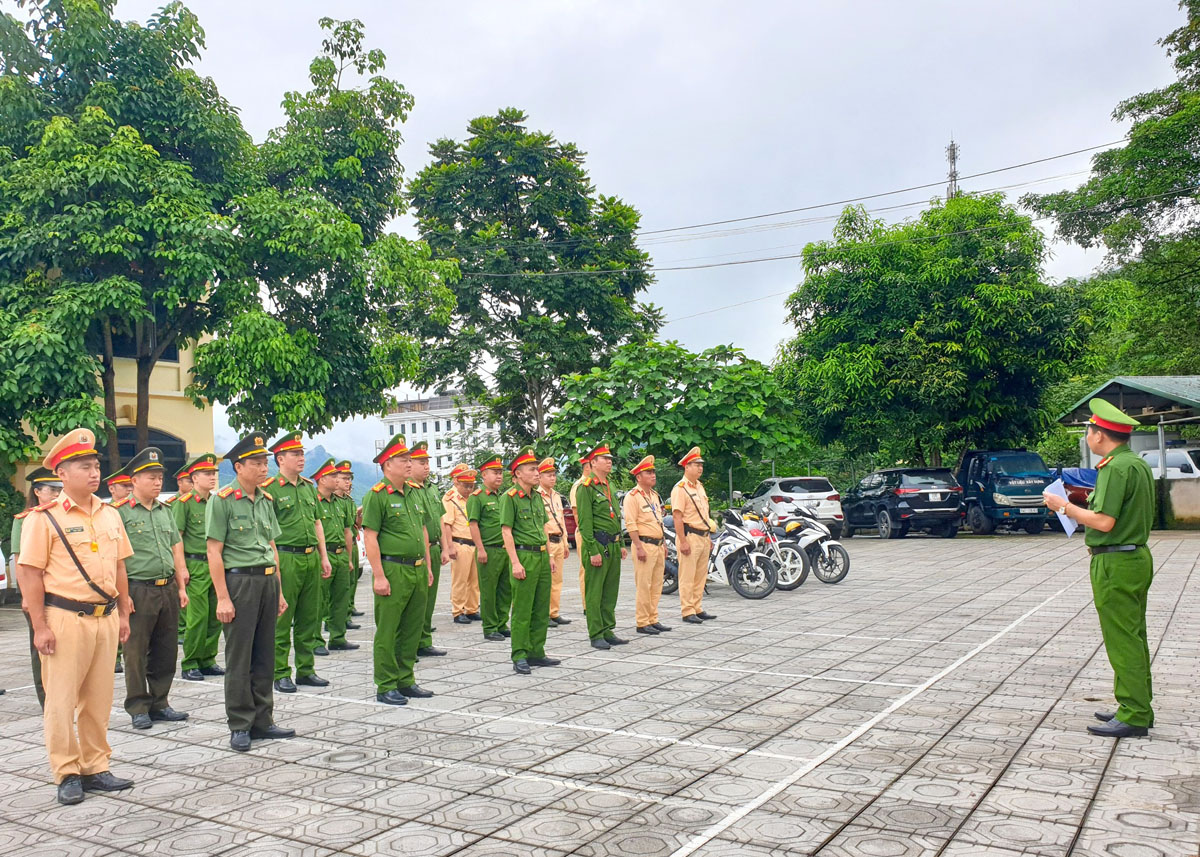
{"left": 380, "top": 391, "right": 500, "bottom": 476}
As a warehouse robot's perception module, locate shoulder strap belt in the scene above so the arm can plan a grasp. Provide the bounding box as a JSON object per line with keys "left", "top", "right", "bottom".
{"left": 41, "top": 510, "right": 117, "bottom": 603}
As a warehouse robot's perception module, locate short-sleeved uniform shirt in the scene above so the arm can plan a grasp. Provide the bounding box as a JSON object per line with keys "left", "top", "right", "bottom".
{"left": 206, "top": 485, "right": 282, "bottom": 567}
{"left": 467, "top": 486, "right": 504, "bottom": 546}
{"left": 575, "top": 476, "right": 621, "bottom": 558}
{"left": 117, "top": 497, "right": 181, "bottom": 580}
{"left": 361, "top": 480, "right": 427, "bottom": 559}
{"left": 19, "top": 494, "right": 133, "bottom": 601}
{"left": 670, "top": 479, "right": 711, "bottom": 532}
{"left": 171, "top": 491, "right": 210, "bottom": 556}
{"left": 443, "top": 489, "right": 472, "bottom": 540}
{"left": 500, "top": 486, "right": 547, "bottom": 547}
{"left": 267, "top": 475, "right": 319, "bottom": 548}
{"left": 318, "top": 492, "right": 353, "bottom": 550}
{"left": 1085, "top": 445, "right": 1155, "bottom": 548}
{"left": 539, "top": 486, "right": 566, "bottom": 538}
{"left": 623, "top": 486, "right": 665, "bottom": 538}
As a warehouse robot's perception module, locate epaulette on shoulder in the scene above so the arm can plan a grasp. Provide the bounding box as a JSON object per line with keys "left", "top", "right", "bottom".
{"left": 582, "top": 476, "right": 593, "bottom": 486}
{"left": 506, "top": 487, "right": 519, "bottom": 496}
{"left": 14, "top": 509, "right": 31, "bottom": 520}
{"left": 217, "top": 486, "right": 235, "bottom": 498}
{"left": 261, "top": 490, "right": 273, "bottom": 501}
{"left": 260, "top": 477, "right": 276, "bottom": 488}
{"left": 176, "top": 491, "right": 193, "bottom": 503}
{"left": 299, "top": 475, "right": 313, "bottom": 485}
{"left": 1097, "top": 455, "right": 1113, "bottom": 469}
{"left": 372, "top": 482, "right": 387, "bottom": 493}
{"left": 34, "top": 500, "right": 56, "bottom": 512}
{"left": 407, "top": 480, "right": 422, "bottom": 488}
{"left": 163, "top": 495, "right": 176, "bottom": 505}
{"left": 471, "top": 488, "right": 482, "bottom": 496}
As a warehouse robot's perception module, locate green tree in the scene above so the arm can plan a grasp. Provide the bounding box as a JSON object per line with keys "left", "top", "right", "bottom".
{"left": 543, "top": 341, "right": 808, "bottom": 501}
{"left": 408, "top": 108, "right": 661, "bottom": 441}
{"left": 776, "top": 195, "right": 1085, "bottom": 466}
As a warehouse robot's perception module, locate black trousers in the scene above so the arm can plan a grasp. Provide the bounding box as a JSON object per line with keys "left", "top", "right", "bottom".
{"left": 223, "top": 573, "right": 279, "bottom": 733}
{"left": 124, "top": 583, "right": 180, "bottom": 715}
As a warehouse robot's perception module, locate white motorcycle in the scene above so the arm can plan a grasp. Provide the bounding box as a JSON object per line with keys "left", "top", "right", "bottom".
{"left": 743, "top": 510, "right": 810, "bottom": 591}
{"left": 661, "top": 510, "right": 777, "bottom": 599}
{"left": 779, "top": 502, "right": 850, "bottom": 584}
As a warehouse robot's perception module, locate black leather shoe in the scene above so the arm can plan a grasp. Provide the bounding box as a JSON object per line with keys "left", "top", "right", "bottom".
{"left": 454, "top": 615, "right": 472, "bottom": 624}
{"left": 513, "top": 660, "right": 532, "bottom": 675}
{"left": 1093, "top": 710, "right": 1155, "bottom": 727}
{"left": 529, "top": 656, "right": 560, "bottom": 667}
{"left": 484, "top": 632, "right": 505, "bottom": 641}
{"left": 131, "top": 713, "right": 152, "bottom": 730}
{"left": 683, "top": 614, "right": 703, "bottom": 624}
{"left": 345, "top": 621, "right": 361, "bottom": 630}
{"left": 313, "top": 645, "right": 330, "bottom": 656}
{"left": 351, "top": 608, "right": 364, "bottom": 617}
{"left": 653, "top": 623, "right": 672, "bottom": 632}
{"left": 274, "top": 677, "right": 297, "bottom": 693}
{"left": 296, "top": 674, "right": 329, "bottom": 687}
{"left": 199, "top": 665, "right": 225, "bottom": 676}
{"left": 1087, "top": 718, "right": 1149, "bottom": 738}
{"left": 181, "top": 669, "right": 205, "bottom": 681}
{"left": 250, "top": 724, "right": 295, "bottom": 740}
{"left": 149, "top": 707, "right": 188, "bottom": 722}
{"left": 114, "top": 658, "right": 123, "bottom": 674}
{"left": 81, "top": 771, "right": 133, "bottom": 792}
{"left": 551, "top": 616, "right": 572, "bottom": 625}
{"left": 398, "top": 685, "right": 434, "bottom": 698}
{"left": 636, "top": 625, "right": 660, "bottom": 635}
{"left": 376, "top": 690, "right": 407, "bottom": 705}
{"left": 590, "top": 638, "right": 611, "bottom": 650}
{"left": 57, "top": 775, "right": 84, "bottom": 805}
{"left": 697, "top": 611, "right": 717, "bottom": 620}
{"left": 230, "top": 731, "right": 251, "bottom": 752}
{"left": 500, "top": 629, "right": 511, "bottom": 637}
{"left": 467, "top": 612, "right": 482, "bottom": 621}
{"left": 417, "top": 646, "right": 447, "bottom": 657}
{"left": 605, "top": 635, "right": 628, "bottom": 645}
{"left": 328, "top": 641, "right": 360, "bottom": 651}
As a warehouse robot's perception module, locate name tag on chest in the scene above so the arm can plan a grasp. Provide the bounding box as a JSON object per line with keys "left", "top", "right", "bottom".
{"left": 65, "top": 526, "right": 85, "bottom": 534}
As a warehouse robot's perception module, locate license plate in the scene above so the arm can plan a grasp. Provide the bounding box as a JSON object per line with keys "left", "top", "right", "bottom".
{"left": 929, "top": 493, "right": 942, "bottom": 502}
{"left": 802, "top": 501, "right": 819, "bottom": 509}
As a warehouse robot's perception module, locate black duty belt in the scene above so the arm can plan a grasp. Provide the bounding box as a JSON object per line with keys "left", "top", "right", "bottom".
{"left": 453, "top": 537, "right": 475, "bottom": 546}
{"left": 226, "top": 566, "right": 274, "bottom": 576}
{"left": 1089, "top": 544, "right": 1143, "bottom": 556}
{"left": 515, "top": 543, "right": 547, "bottom": 553}
{"left": 640, "top": 536, "right": 663, "bottom": 546}
{"left": 483, "top": 542, "right": 504, "bottom": 549}
{"left": 184, "top": 552, "right": 207, "bottom": 562}
{"left": 329, "top": 546, "right": 346, "bottom": 554}
{"left": 381, "top": 554, "right": 425, "bottom": 567}
{"left": 278, "top": 545, "right": 317, "bottom": 554}
{"left": 129, "top": 576, "right": 175, "bottom": 587}
{"left": 593, "top": 530, "right": 618, "bottom": 546}
{"left": 547, "top": 534, "right": 563, "bottom": 543}
{"left": 45, "top": 593, "right": 116, "bottom": 617}
{"left": 684, "top": 524, "right": 711, "bottom": 537}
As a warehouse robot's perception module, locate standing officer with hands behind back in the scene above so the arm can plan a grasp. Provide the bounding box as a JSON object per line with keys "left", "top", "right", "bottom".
{"left": 575, "top": 444, "right": 627, "bottom": 650}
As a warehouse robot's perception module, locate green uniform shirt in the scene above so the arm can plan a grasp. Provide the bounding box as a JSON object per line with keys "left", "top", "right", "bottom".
{"left": 361, "top": 480, "right": 427, "bottom": 558}
{"left": 11, "top": 513, "right": 26, "bottom": 559}
{"left": 1085, "top": 445, "right": 1155, "bottom": 548}
{"left": 420, "top": 483, "right": 443, "bottom": 543}
{"left": 267, "top": 475, "right": 319, "bottom": 547}
{"left": 118, "top": 498, "right": 181, "bottom": 580}
{"left": 499, "top": 486, "right": 547, "bottom": 546}
{"left": 467, "top": 486, "right": 504, "bottom": 546}
{"left": 575, "top": 476, "right": 621, "bottom": 558}
{"left": 206, "top": 484, "right": 282, "bottom": 567}
{"left": 171, "top": 492, "right": 210, "bottom": 555}
{"left": 318, "top": 492, "right": 352, "bottom": 549}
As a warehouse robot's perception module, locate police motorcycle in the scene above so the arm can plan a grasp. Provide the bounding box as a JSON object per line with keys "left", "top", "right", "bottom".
{"left": 776, "top": 501, "right": 850, "bottom": 584}
{"left": 660, "top": 510, "right": 778, "bottom": 599}
{"left": 742, "top": 509, "right": 810, "bottom": 591}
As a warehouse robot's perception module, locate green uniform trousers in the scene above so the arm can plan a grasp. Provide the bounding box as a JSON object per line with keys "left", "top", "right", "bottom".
{"left": 584, "top": 542, "right": 622, "bottom": 641}
{"left": 223, "top": 572, "right": 278, "bottom": 732}
{"left": 321, "top": 549, "right": 353, "bottom": 645}
{"left": 181, "top": 559, "right": 221, "bottom": 671}
{"left": 477, "top": 546, "right": 512, "bottom": 636}
{"left": 124, "top": 582, "right": 180, "bottom": 716}
{"left": 420, "top": 545, "right": 442, "bottom": 649}
{"left": 1090, "top": 548, "right": 1154, "bottom": 727}
{"left": 275, "top": 550, "right": 321, "bottom": 680}
{"left": 373, "top": 559, "right": 427, "bottom": 693}
{"left": 511, "top": 548, "right": 551, "bottom": 663}
{"left": 24, "top": 612, "right": 45, "bottom": 709}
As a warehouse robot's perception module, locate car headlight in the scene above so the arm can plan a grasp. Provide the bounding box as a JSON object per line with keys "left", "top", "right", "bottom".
{"left": 992, "top": 493, "right": 1014, "bottom": 506}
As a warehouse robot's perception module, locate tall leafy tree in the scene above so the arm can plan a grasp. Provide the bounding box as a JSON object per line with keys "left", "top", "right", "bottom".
{"left": 408, "top": 108, "right": 662, "bottom": 440}
{"left": 776, "top": 195, "right": 1085, "bottom": 466}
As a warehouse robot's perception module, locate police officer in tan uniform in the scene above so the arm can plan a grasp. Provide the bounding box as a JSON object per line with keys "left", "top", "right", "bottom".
{"left": 537, "top": 458, "right": 571, "bottom": 626}
{"left": 671, "top": 446, "right": 716, "bottom": 624}
{"left": 16, "top": 429, "right": 136, "bottom": 805}
{"left": 623, "top": 455, "right": 671, "bottom": 635}
{"left": 444, "top": 464, "right": 482, "bottom": 624}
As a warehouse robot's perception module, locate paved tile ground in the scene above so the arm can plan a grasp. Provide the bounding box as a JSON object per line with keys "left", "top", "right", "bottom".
{"left": 1, "top": 532, "right": 1198, "bottom": 856}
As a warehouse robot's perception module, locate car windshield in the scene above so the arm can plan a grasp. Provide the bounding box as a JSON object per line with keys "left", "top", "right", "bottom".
{"left": 1143, "top": 451, "right": 1197, "bottom": 470}
{"left": 777, "top": 478, "right": 833, "bottom": 494}
{"left": 989, "top": 453, "right": 1050, "bottom": 477}
{"left": 899, "top": 471, "right": 956, "bottom": 488}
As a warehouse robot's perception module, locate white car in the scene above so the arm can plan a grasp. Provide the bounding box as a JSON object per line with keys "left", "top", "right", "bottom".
{"left": 1139, "top": 448, "right": 1200, "bottom": 479}
{"left": 743, "top": 476, "right": 845, "bottom": 538}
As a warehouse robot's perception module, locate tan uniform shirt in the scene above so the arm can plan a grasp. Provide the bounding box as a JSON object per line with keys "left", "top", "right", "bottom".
{"left": 539, "top": 486, "right": 566, "bottom": 538}
{"left": 670, "top": 479, "right": 711, "bottom": 532}
{"left": 19, "top": 494, "right": 133, "bottom": 601}
{"left": 623, "top": 487, "right": 665, "bottom": 538}
{"left": 442, "top": 489, "right": 473, "bottom": 540}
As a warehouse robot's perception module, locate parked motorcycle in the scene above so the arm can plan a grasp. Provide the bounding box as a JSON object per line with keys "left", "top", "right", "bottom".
{"left": 743, "top": 510, "right": 810, "bottom": 591}
{"left": 781, "top": 503, "right": 851, "bottom": 584}
{"left": 660, "top": 511, "right": 777, "bottom": 598}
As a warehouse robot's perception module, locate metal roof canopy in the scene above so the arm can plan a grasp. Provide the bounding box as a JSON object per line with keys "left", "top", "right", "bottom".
{"left": 1061, "top": 376, "right": 1200, "bottom": 426}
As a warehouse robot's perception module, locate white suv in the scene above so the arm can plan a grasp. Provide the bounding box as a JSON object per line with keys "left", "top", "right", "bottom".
{"left": 743, "top": 476, "right": 845, "bottom": 538}
{"left": 1139, "top": 448, "right": 1200, "bottom": 479}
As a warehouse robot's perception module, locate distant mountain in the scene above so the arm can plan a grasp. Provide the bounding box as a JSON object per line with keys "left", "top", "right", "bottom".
{"left": 217, "top": 444, "right": 381, "bottom": 504}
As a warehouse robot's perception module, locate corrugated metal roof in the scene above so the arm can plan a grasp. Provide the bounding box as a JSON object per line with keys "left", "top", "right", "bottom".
{"left": 1061, "top": 376, "right": 1200, "bottom": 425}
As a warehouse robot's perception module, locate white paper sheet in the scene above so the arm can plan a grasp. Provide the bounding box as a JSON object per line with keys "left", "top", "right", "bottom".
{"left": 1045, "top": 479, "right": 1077, "bottom": 538}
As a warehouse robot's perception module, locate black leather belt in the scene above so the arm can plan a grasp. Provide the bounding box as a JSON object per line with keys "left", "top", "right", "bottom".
{"left": 184, "top": 552, "right": 207, "bottom": 562}
{"left": 226, "top": 566, "right": 274, "bottom": 575}
{"left": 329, "top": 546, "right": 346, "bottom": 554}
{"left": 453, "top": 537, "right": 475, "bottom": 546}
{"left": 129, "top": 576, "right": 175, "bottom": 587}
{"left": 483, "top": 542, "right": 504, "bottom": 549}
{"left": 684, "top": 525, "right": 711, "bottom": 537}
{"left": 547, "top": 534, "right": 563, "bottom": 543}
{"left": 515, "top": 543, "right": 547, "bottom": 552}
{"left": 1089, "top": 544, "right": 1143, "bottom": 555}
{"left": 45, "top": 593, "right": 116, "bottom": 617}
{"left": 593, "top": 530, "right": 618, "bottom": 546}
{"left": 381, "top": 554, "right": 425, "bottom": 567}
{"left": 640, "top": 536, "right": 663, "bottom": 546}
{"left": 278, "top": 544, "right": 316, "bottom": 554}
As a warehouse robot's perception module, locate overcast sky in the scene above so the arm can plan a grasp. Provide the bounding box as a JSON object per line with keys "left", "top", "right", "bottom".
{"left": 91, "top": 1, "right": 1188, "bottom": 453}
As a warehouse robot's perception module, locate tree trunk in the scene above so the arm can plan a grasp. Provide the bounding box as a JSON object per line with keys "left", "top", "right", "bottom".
{"left": 99, "top": 318, "right": 120, "bottom": 470}
{"left": 930, "top": 448, "right": 943, "bottom": 468}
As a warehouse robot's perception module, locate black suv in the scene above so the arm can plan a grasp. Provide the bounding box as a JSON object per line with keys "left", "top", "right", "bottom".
{"left": 842, "top": 468, "right": 963, "bottom": 539}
